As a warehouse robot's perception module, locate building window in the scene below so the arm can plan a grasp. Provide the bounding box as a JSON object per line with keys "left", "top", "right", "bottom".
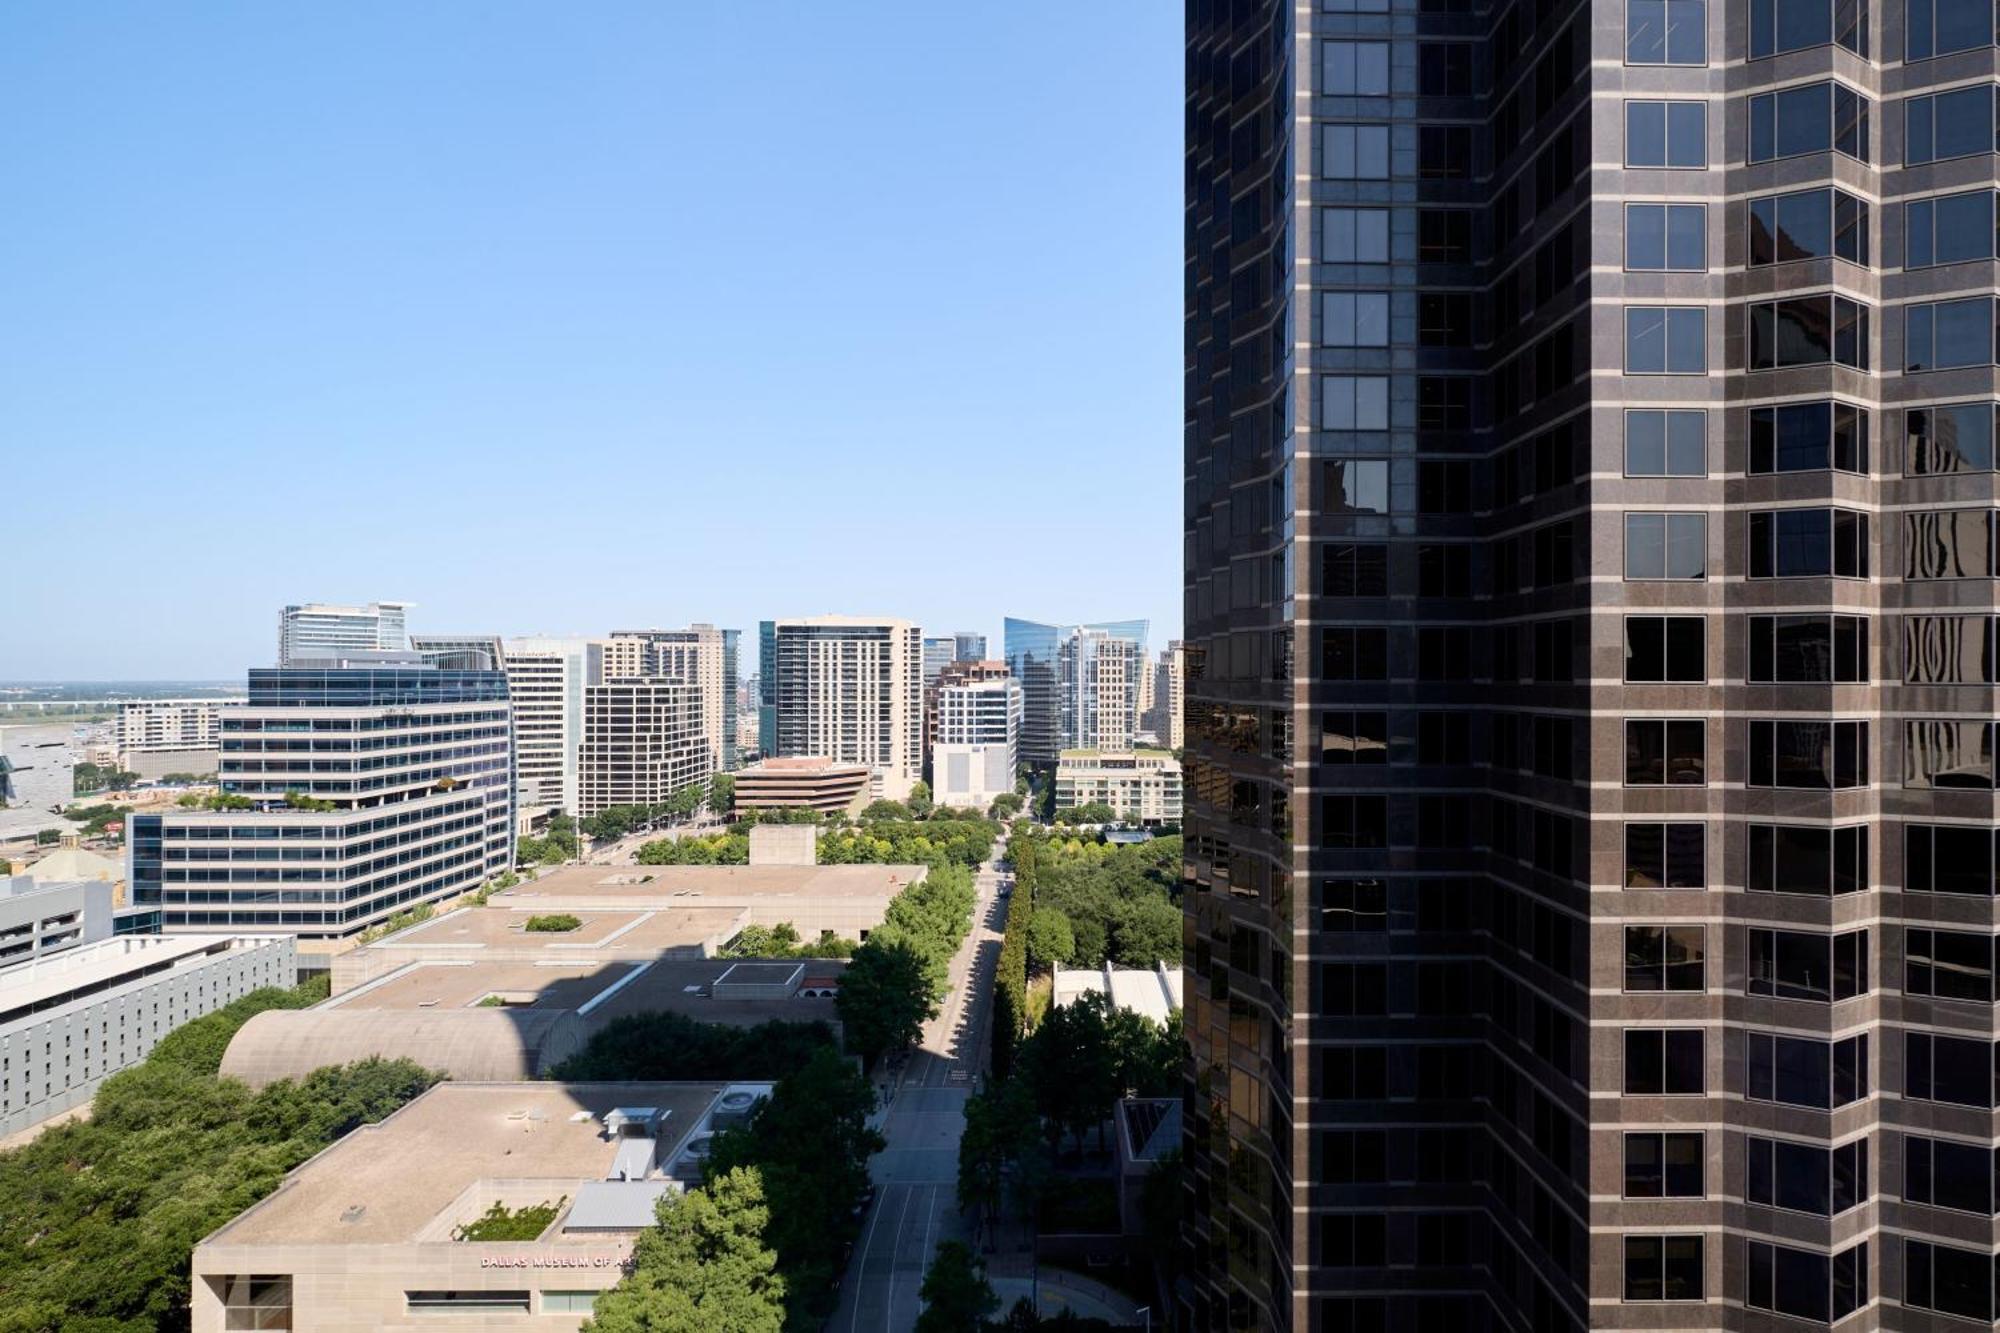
{"left": 1625, "top": 203, "right": 1705, "bottom": 270}
{"left": 1623, "top": 924, "right": 1705, "bottom": 991}
{"left": 1907, "top": 84, "right": 1995, "bottom": 164}
{"left": 1906, "top": 928, "right": 1996, "bottom": 1002}
{"left": 1907, "top": 296, "right": 1996, "bottom": 370}
{"left": 1623, "top": 1235, "right": 1703, "bottom": 1301}
{"left": 1320, "top": 292, "right": 1390, "bottom": 347}
{"left": 1322, "top": 208, "right": 1390, "bottom": 264}
{"left": 1321, "top": 41, "right": 1390, "bottom": 95}
{"left": 1907, "top": 189, "right": 1997, "bottom": 268}
{"left": 1417, "top": 294, "right": 1471, "bottom": 347}
{"left": 1749, "top": 614, "right": 1868, "bottom": 683}
{"left": 1624, "top": 513, "right": 1706, "bottom": 580}
{"left": 1418, "top": 376, "right": 1469, "bottom": 430}
{"left": 1748, "top": 928, "right": 1868, "bottom": 1001}
{"left": 1750, "top": 0, "right": 1869, "bottom": 55}
{"left": 1906, "top": 1031, "right": 1996, "bottom": 1107}
{"left": 1905, "top": 719, "right": 1996, "bottom": 788}
{"left": 1903, "top": 509, "right": 1997, "bottom": 579}
{"left": 1749, "top": 1241, "right": 1869, "bottom": 1323}
{"left": 1747, "top": 507, "right": 1868, "bottom": 579}
{"left": 1417, "top": 209, "right": 1471, "bottom": 262}
{"left": 1907, "top": 824, "right": 1997, "bottom": 894}
{"left": 1908, "top": 0, "right": 1993, "bottom": 57}
{"left": 1748, "top": 719, "right": 1868, "bottom": 788}
{"left": 1624, "top": 306, "right": 1705, "bottom": 373}
{"left": 1906, "top": 401, "right": 1996, "bottom": 473}
{"left": 1321, "top": 627, "right": 1388, "bottom": 680}
{"left": 1748, "top": 824, "right": 1868, "bottom": 896}
{"left": 540, "top": 1292, "right": 601, "bottom": 1315}
{"left": 1625, "top": 100, "right": 1707, "bottom": 167}
{"left": 1746, "top": 1136, "right": 1867, "bottom": 1215}
{"left": 1321, "top": 795, "right": 1388, "bottom": 848}
{"left": 1322, "top": 124, "right": 1391, "bottom": 179}
{"left": 406, "top": 1292, "right": 534, "bottom": 1313}
{"left": 1750, "top": 81, "right": 1869, "bottom": 162}
{"left": 1746, "top": 294, "right": 1868, "bottom": 370}
{"left": 1749, "top": 401, "right": 1867, "bottom": 474}
{"left": 1320, "top": 375, "right": 1390, "bottom": 431}
{"left": 1624, "top": 409, "right": 1705, "bottom": 476}
{"left": 216, "top": 1276, "right": 293, "bottom": 1332}
{"left": 1323, "top": 459, "right": 1390, "bottom": 513}
{"left": 1417, "top": 126, "right": 1472, "bottom": 179}
{"left": 1624, "top": 1132, "right": 1704, "bottom": 1197}
{"left": 1626, "top": 719, "right": 1705, "bottom": 785}
{"left": 1627, "top": 0, "right": 1706, "bottom": 62}
{"left": 1418, "top": 43, "right": 1473, "bottom": 95}
{"left": 1749, "top": 187, "right": 1868, "bottom": 266}
{"left": 1320, "top": 878, "right": 1388, "bottom": 931}
{"left": 1320, "top": 712, "right": 1388, "bottom": 765}
{"left": 1625, "top": 823, "right": 1705, "bottom": 888}
{"left": 1625, "top": 617, "right": 1705, "bottom": 683}
{"left": 1904, "top": 614, "right": 1995, "bottom": 683}
{"left": 1747, "top": 1031, "right": 1868, "bottom": 1108}
{"left": 1906, "top": 1239, "right": 1997, "bottom": 1322}
{"left": 1905, "top": 1134, "right": 1996, "bottom": 1213}
{"left": 1321, "top": 545, "right": 1388, "bottom": 598}
{"left": 1624, "top": 1028, "right": 1704, "bottom": 1094}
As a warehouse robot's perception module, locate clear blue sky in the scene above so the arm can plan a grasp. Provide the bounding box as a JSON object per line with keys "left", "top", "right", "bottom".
{"left": 1, "top": 2, "right": 1181, "bottom": 681}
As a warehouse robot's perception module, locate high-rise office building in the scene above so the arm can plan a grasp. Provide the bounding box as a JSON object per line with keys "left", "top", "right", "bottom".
{"left": 129, "top": 652, "right": 513, "bottom": 948}
{"left": 277, "top": 602, "right": 411, "bottom": 666}
{"left": 926, "top": 659, "right": 1014, "bottom": 792}
{"left": 931, "top": 673, "right": 1022, "bottom": 811}
{"left": 1003, "top": 618, "right": 1148, "bottom": 766}
{"left": 923, "top": 635, "right": 957, "bottom": 686}
{"left": 1183, "top": 3, "right": 1983, "bottom": 1329}
{"left": 952, "top": 630, "right": 987, "bottom": 662}
{"left": 1058, "top": 628, "right": 1144, "bottom": 753}
{"left": 1149, "top": 642, "right": 1184, "bottom": 751}
{"left": 766, "top": 616, "right": 923, "bottom": 800}
{"left": 757, "top": 620, "right": 779, "bottom": 762}
{"left": 498, "top": 637, "right": 594, "bottom": 814}
{"left": 576, "top": 678, "right": 710, "bottom": 818}
{"left": 606, "top": 626, "right": 741, "bottom": 773}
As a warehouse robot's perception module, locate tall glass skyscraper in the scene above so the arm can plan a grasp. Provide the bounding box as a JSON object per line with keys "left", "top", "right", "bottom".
{"left": 1184, "top": 1, "right": 1997, "bottom": 1328}
{"left": 1002, "top": 617, "right": 1148, "bottom": 765}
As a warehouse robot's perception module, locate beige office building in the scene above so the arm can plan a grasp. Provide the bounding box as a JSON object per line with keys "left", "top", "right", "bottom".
{"left": 766, "top": 617, "right": 922, "bottom": 799}
{"left": 576, "top": 679, "right": 710, "bottom": 819}
{"left": 1054, "top": 749, "right": 1182, "bottom": 826}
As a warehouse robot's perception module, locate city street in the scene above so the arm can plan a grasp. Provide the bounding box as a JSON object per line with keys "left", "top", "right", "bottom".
{"left": 831, "top": 838, "right": 1009, "bottom": 1331}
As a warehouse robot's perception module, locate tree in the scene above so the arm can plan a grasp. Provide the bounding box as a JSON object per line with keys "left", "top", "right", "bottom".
{"left": 1024, "top": 908, "right": 1074, "bottom": 971}
{"left": 1021, "top": 992, "right": 1121, "bottom": 1154}
{"left": 1054, "top": 801, "right": 1117, "bottom": 825}
{"left": 915, "top": 1241, "right": 998, "bottom": 1332}
{"left": 906, "top": 780, "right": 933, "bottom": 818}
{"left": 860, "top": 799, "right": 911, "bottom": 822}
{"left": 988, "top": 791, "right": 1023, "bottom": 820}
{"left": 586, "top": 1167, "right": 785, "bottom": 1333}
{"left": 553, "top": 1012, "right": 836, "bottom": 1082}
{"left": 709, "top": 772, "right": 735, "bottom": 814}
{"left": 957, "top": 1076, "right": 1044, "bottom": 1248}
{"left": 835, "top": 939, "right": 936, "bottom": 1067}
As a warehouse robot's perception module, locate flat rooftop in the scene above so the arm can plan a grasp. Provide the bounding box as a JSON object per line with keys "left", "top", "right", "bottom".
{"left": 1053, "top": 964, "right": 1184, "bottom": 1027}
{"left": 373, "top": 904, "right": 744, "bottom": 955}
{"left": 0, "top": 934, "right": 281, "bottom": 1020}
{"left": 203, "top": 1082, "right": 724, "bottom": 1247}
{"left": 493, "top": 862, "right": 926, "bottom": 906}
{"left": 325, "top": 956, "right": 845, "bottom": 1028}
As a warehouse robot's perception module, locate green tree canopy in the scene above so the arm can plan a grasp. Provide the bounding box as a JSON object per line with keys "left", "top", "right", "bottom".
{"left": 835, "top": 939, "right": 937, "bottom": 1067}
{"left": 586, "top": 1167, "right": 785, "bottom": 1333}
{"left": 915, "top": 1241, "right": 999, "bottom": 1333}
{"left": 1024, "top": 907, "right": 1075, "bottom": 971}
{"left": 552, "top": 1012, "right": 836, "bottom": 1082}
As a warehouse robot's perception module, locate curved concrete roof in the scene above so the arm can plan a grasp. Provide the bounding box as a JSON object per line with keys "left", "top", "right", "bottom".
{"left": 219, "top": 1007, "right": 587, "bottom": 1089}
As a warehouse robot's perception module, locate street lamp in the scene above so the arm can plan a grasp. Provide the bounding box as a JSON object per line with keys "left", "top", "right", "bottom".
{"left": 1136, "top": 1306, "right": 1151, "bottom": 1332}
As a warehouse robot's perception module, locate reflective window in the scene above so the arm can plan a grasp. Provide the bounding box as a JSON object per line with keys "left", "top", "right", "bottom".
{"left": 1748, "top": 928, "right": 1869, "bottom": 1001}
{"left": 1625, "top": 616, "right": 1705, "bottom": 682}
{"left": 1322, "top": 124, "right": 1391, "bottom": 179}
{"left": 1626, "top": 719, "right": 1706, "bottom": 785}
{"left": 1747, "top": 508, "right": 1869, "bottom": 578}
{"left": 1625, "top": 306, "right": 1705, "bottom": 373}
{"left": 1323, "top": 459, "right": 1389, "bottom": 514}
{"left": 1624, "top": 512, "right": 1706, "bottom": 579}
{"left": 1748, "top": 188, "right": 1867, "bottom": 265}
{"left": 1320, "top": 376, "right": 1390, "bottom": 431}
{"left": 1906, "top": 824, "right": 1996, "bottom": 896}
{"left": 1625, "top": 203, "right": 1705, "bottom": 270}
{"left": 1320, "top": 292, "right": 1390, "bottom": 347}
{"left": 1903, "top": 614, "right": 1995, "bottom": 683}
{"left": 1321, "top": 208, "right": 1390, "bottom": 264}
{"left": 1324, "top": 0, "right": 1391, "bottom": 11}
{"left": 1903, "top": 508, "right": 1996, "bottom": 578}
{"left": 1747, "top": 1030, "right": 1868, "bottom": 1108}
{"left": 1320, "top": 714, "right": 1388, "bottom": 766}
{"left": 1625, "top": 1132, "right": 1704, "bottom": 1197}
{"left": 1906, "top": 84, "right": 1995, "bottom": 164}
{"left": 1749, "top": 401, "right": 1868, "bottom": 473}
{"left": 1416, "top": 210, "right": 1470, "bottom": 262}
{"left": 1908, "top": 298, "right": 1997, "bottom": 371}
{"left": 1906, "top": 190, "right": 1996, "bottom": 268}
{"left": 1623, "top": 1236, "right": 1704, "bottom": 1302}
{"left": 1747, "top": 823, "right": 1868, "bottom": 896}
{"left": 1625, "top": 409, "right": 1706, "bottom": 475}
{"left": 1322, "top": 626, "right": 1389, "bottom": 677}
{"left": 1750, "top": 614, "right": 1869, "bottom": 682}
{"left": 1624, "top": 924, "right": 1706, "bottom": 990}
{"left": 1905, "top": 1135, "right": 1997, "bottom": 1213}
{"left": 1417, "top": 43, "right": 1473, "bottom": 96}
{"left": 1905, "top": 929, "right": 1996, "bottom": 1002}
{"left": 1624, "top": 1028, "right": 1704, "bottom": 1094}
{"left": 1905, "top": 1031, "right": 1996, "bottom": 1107}
{"left": 1906, "top": 1240, "right": 1998, "bottom": 1322}
{"left": 1906, "top": 402, "right": 1997, "bottom": 473}
{"left": 1747, "top": 296, "right": 1868, "bottom": 370}
{"left": 1319, "top": 877, "right": 1388, "bottom": 929}
{"left": 1628, "top": 0, "right": 1707, "bottom": 62}
{"left": 1752, "top": 0, "right": 1869, "bottom": 55}
{"left": 1746, "top": 1136, "right": 1869, "bottom": 1215}
{"left": 1748, "top": 719, "right": 1869, "bottom": 788}
{"left": 1748, "top": 1241, "right": 1869, "bottom": 1323}
{"left": 1908, "top": 0, "right": 1993, "bottom": 58}
{"left": 1625, "top": 101, "right": 1707, "bottom": 167}
{"left": 1625, "top": 823, "right": 1706, "bottom": 888}
{"left": 1321, "top": 41, "right": 1390, "bottom": 95}
{"left": 1905, "top": 719, "right": 1995, "bottom": 789}
{"left": 1750, "top": 82, "right": 1869, "bottom": 162}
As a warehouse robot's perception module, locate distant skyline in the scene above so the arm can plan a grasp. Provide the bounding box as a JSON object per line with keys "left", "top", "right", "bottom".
{"left": 1, "top": 2, "right": 1179, "bottom": 680}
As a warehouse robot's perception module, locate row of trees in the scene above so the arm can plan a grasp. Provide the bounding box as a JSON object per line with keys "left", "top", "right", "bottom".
{"left": 720, "top": 922, "right": 855, "bottom": 959}
{"left": 517, "top": 809, "right": 581, "bottom": 865}
{"left": 991, "top": 831, "right": 1038, "bottom": 1080}
{"left": 583, "top": 1046, "right": 882, "bottom": 1332}
{"left": 633, "top": 816, "right": 998, "bottom": 873}
{"left": 1013, "top": 831, "right": 1181, "bottom": 969}
{"left": 552, "top": 1012, "right": 838, "bottom": 1082}
{"left": 0, "top": 976, "right": 437, "bottom": 1331}
{"left": 834, "top": 860, "right": 979, "bottom": 1066}
{"left": 71, "top": 761, "right": 139, "bottom": 795}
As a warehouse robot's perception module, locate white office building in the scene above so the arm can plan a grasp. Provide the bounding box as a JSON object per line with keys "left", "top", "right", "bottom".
{"left": 767, "top": 616, "right": 923, "bottom": 800}
{"left": 1054, "top": 749, "right": 1182, "bottom": 826}
{"left": 1058, "top": 629, "right": 1143, "bottom": 753}
{"left": 0, "top": 876, "right": 115, "bottom": 968}
{"left": 500, "top": 637, "right": 595, "bottom": 815}
{"left": 931, "top": 675, "right": 1021, "bottom": 810}
{"left": 278, "top": 601, "right": 412, "bottom": 667}
{"left": 604, "top": 626, "right": 740, "bottom": 773}
{"left": 577, "top": 678, "right": 712, "bottom": 818}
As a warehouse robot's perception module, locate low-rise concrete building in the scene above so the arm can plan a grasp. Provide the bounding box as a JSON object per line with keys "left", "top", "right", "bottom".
{"left": 1051, "top": 962, "right": 1184, "bottom": 1026}
{"left": 0, "top": 932, "right": 295, "bottom": 1136}
{"left": 1053, "top": 749, "right": 1182, "bottom": 826}
{"left": 0, "top": 875, "right": 114, "bottom": 967}
{"left": 490, "top": 861, "right": 923, "bottom": 942}
{"left": 731, "top": 756, "right": 872, "bottom": 816}
{"left": 191, "top": 1080, "right": 766, "bottom": 1331}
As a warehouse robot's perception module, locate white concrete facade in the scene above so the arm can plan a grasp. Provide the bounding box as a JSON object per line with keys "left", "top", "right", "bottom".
{"left": 278, "top": 601, "right": 412, "bottom": 666}
{"left": 502, "top": 637, "right": 594, "bottom": 815}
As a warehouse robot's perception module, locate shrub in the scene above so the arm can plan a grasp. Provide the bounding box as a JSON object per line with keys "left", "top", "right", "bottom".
{"left": 524, "top": 913, "right": 582, "bottom": 933}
